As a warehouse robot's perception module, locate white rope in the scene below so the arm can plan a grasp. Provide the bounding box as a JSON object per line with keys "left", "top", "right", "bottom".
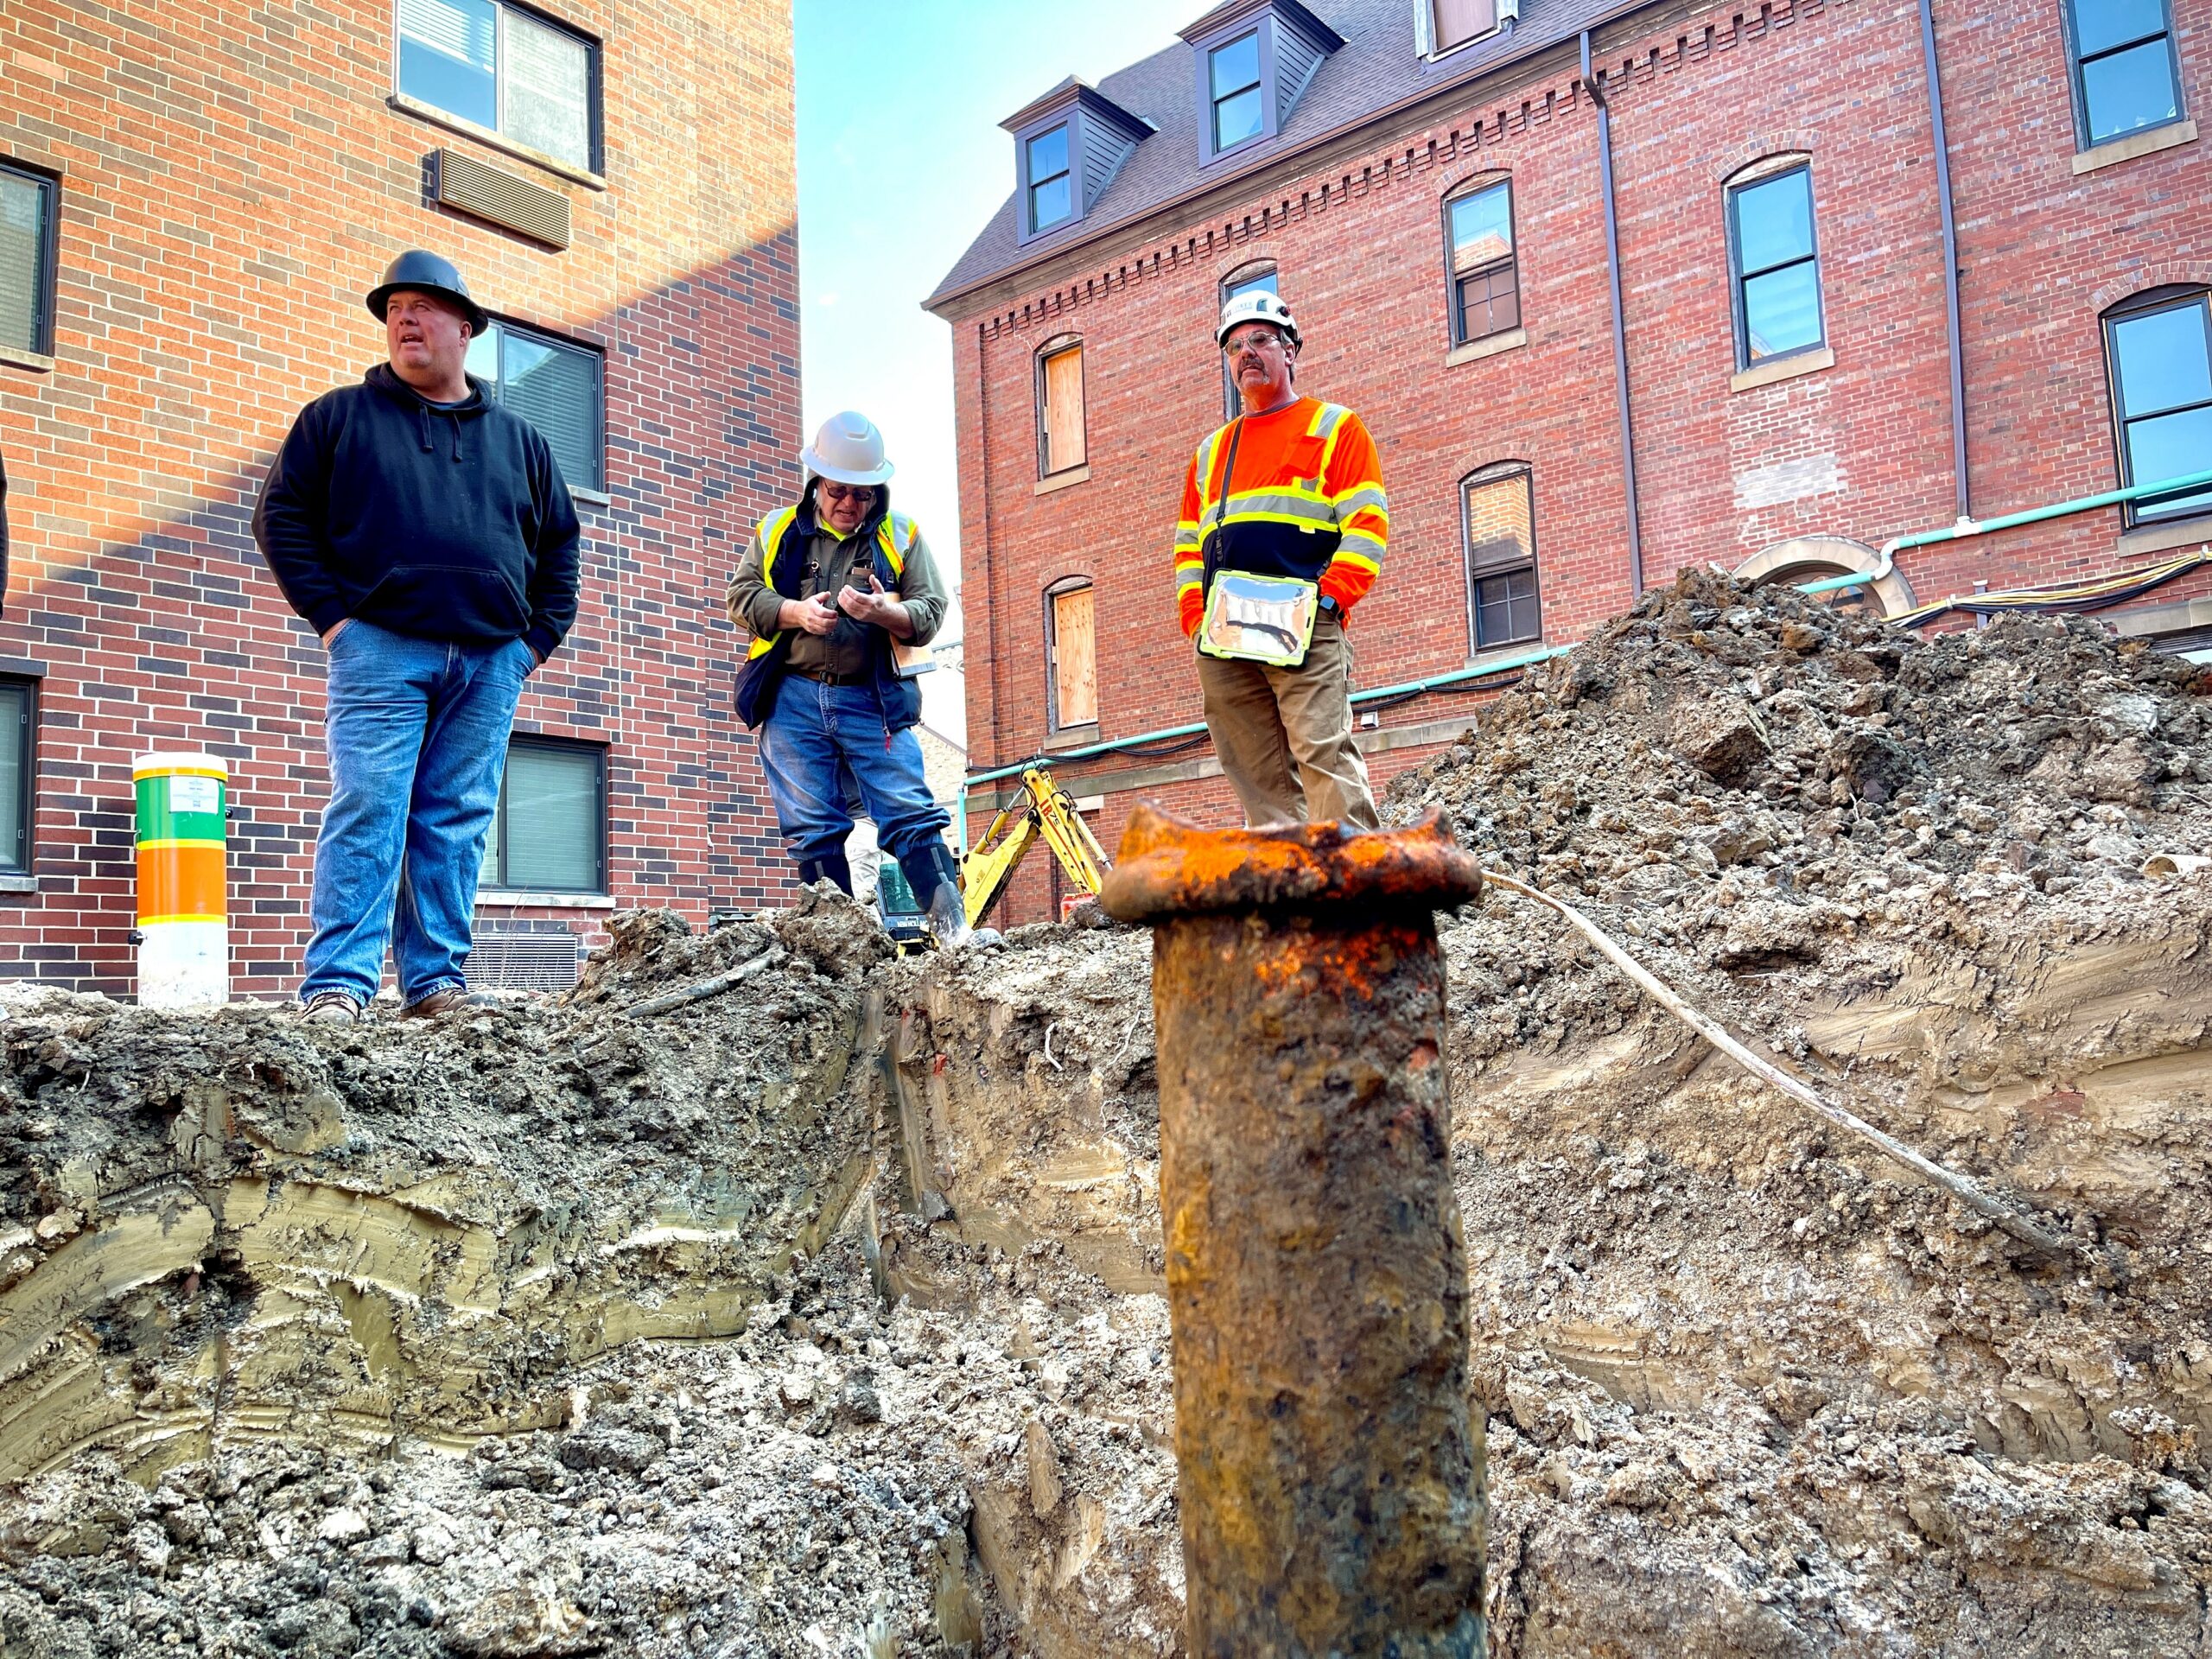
{"left": 1480, "top": 870, "right": 2069, "bottom": 1255}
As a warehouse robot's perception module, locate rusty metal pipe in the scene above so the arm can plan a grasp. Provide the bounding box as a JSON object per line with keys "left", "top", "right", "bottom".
{"left": 1103, "top": 805, "right": 1487, "bottom": 1658}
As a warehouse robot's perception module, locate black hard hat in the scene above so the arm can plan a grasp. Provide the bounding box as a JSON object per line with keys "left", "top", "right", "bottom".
{"left": 365, "top": 250, "right": 489, "bottom": 335}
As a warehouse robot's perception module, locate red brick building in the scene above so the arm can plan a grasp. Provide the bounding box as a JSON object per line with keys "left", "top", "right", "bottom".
{"left": 929, "top": 0, "right": 2212, "bottom": 924}
{"left": 0, "top": 0, "right": 799, "bottom": 994}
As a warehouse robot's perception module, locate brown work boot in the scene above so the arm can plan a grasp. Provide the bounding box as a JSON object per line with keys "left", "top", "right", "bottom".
{"left": 300, "top": 990, "right": 362, "bottom": 1027}
{"left": 400, "top": 985, "right": 499, "bottom": 1020}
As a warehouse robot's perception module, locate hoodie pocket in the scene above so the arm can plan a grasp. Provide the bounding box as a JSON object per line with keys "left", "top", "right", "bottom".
{"left": 357, "top": 564, "right": 530, "bottom": 645}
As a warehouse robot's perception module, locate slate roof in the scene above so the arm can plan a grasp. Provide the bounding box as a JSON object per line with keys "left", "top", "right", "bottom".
{"left": 926, "top": 0, "right": 1639, "bottom": 313}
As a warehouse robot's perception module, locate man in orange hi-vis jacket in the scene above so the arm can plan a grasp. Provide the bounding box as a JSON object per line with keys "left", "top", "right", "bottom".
{"left": 1174, "top": 289, "right": 1386, "bottom": 830}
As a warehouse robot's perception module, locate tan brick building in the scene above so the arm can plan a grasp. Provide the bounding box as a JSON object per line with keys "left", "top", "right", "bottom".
{"left": 930, "top": 0, "right": 2212, "bottom": 925}
{"left": 0, "top": 0, "right": 801, "bottom": 993}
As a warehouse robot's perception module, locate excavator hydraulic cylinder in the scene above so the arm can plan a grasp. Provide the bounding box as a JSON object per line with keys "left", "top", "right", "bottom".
{"left": 1101, "top": 804, "right": 1487, "bottom": 1658}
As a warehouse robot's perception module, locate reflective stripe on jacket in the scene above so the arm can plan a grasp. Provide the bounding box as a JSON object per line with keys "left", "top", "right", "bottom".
{"left": 1173, "top": 397, "right": 1389, "bottom": 637}
{"left": 732, "top": 505, "right": 921, "bottom": 730}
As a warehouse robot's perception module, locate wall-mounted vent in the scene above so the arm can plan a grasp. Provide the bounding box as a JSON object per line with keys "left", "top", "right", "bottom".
{"left": 433, "top": 149, "right": 570, "bottom": 249}
{"left": 463, "top": 928, "right": 582, "bottom": 993}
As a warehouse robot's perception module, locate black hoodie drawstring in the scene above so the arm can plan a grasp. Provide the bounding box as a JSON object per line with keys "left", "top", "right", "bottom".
{"left": 410, "top": 397, "right": 464, "bottom": 460}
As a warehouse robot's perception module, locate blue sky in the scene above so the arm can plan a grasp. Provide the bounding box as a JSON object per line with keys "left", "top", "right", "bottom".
{"left": 792, "top": 0, "right": 1197, "bottom": 739}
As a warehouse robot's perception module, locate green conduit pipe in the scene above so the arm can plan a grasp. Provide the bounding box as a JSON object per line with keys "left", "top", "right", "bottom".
{"left": 958, "top": 465, "right": 2212, "bottom": 849}
{"left": 1797, "top": 465, "right": 2212, "bottom": 597}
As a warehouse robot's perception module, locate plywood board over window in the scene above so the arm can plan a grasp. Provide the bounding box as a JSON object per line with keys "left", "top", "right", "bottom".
{"left": 1051, "top": 584, "right": 1097, "bottom": 728}
{"left": 1041, "top": 343, "right": 1085, "bottom": 474}
{"left": 1432, "top": 0, "right": 1497, "bottom": 52}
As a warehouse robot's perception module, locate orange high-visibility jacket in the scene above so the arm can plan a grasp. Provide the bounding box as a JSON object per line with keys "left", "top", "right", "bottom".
{"left": 1173, "top": 397, "right": 1389, "bottom": 638}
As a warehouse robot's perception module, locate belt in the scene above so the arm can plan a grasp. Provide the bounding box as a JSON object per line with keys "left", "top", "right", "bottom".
{"left": 788, "top": 663, "right": 874, "bottom": 688}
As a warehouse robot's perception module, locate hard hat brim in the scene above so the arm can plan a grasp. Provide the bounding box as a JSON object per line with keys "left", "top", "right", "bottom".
{"left": 367, "top": 283, "right": 491, "bottom": 338}
{"left": 801, "top": 446, "right": 895, "bottom": 486}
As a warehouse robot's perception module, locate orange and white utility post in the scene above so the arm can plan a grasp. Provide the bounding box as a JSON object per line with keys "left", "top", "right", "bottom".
{"left": 132, "top": 752, "right": 228, "bottom": 1007}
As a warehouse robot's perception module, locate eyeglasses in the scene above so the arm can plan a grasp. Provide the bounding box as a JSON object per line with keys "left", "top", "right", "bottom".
{"left": 1223, "top": 332, "right": 1286, "bottom": 359}
{"left": 819, "top": 483, "right": 878, "bottom": 504}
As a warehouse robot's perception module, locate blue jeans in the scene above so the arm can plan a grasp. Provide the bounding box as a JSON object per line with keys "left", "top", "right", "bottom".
{"left": 302, "top": 620, "right": 532, "bottom": 1005}
{"left": 757, "top": 678, "right": 950, "bottom": 880}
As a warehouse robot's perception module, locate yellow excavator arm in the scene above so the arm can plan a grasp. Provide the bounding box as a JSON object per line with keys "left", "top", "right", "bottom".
{"left": 961, "top": 767, "right": 1110, "bottom": 926}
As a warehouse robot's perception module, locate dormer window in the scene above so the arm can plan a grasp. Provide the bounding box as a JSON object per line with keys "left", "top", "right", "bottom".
{"left": 1210, "top": 34, "right": 1264, "bottom": 152}
{"left": 1027, "top": 126, "right": 1073, "bottom": 233}
{"left": 1416, "top": 0, "right": 1516, "bottom": 60}
{"left": 1181, "top": 0, "right": 1343, "bottom": 165}
{"left": 1004, "top": 79, "right": 1154, "bottom": 245}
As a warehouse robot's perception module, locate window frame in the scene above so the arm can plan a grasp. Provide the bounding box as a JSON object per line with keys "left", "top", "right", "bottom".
{"left": 1460, "top": 461, "right": 1542, "bottom": 652}
{"left": 466, "top": 311, "right": 607, "bottom": 493}
{"left": 2062, "top": 0, "right": 2187, "bottom": 152}
{"left": 1419, "top": 0, "right": 1503, "bottom": 60}
{"left": 1441, "top": 175, "right": 1519, "bottom": 348}
{"left": 1043, "top": 575, "right": 1099, "bottom": 733}
{"left": 1034, "top": 334, "right": 1087, "bottom": 479}
{"left": 1024, "top": 122, "right": 1075, "bottom": 236}
{"left": 1207, "top": 30, "right": 1267, "bottom": 158}
{"left": 1218, "top": 260, "right": 1280, "bottom": 420}
{"left": 1191, "top": 22, "right": 1280, "bottom": 164}
{"left": 1726, "top": 159, "right": 1826, "bottom": 372}
{"left": 391, "top": 0, "right": 605, "bottom": 178}
{"left": 484, "top": 734, "right": 607, "bottom": 894}
{"left": 0, "top": 677, "right": 35, "bottom": 879}
{"left": 2102, "top": 285, "right": 2212, "bottom": 528}
{"left": 0, "top": 158, "right": 61, "bottom": 360}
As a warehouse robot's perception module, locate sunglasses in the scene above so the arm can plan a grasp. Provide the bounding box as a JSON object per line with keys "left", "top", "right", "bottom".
{"left": 820, "top": 483, "right": 878, "bottom": 505}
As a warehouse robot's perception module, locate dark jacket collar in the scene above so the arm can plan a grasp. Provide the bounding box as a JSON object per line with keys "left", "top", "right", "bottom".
{"left": 796, "top": 479, "right": 892, "bottom": 543}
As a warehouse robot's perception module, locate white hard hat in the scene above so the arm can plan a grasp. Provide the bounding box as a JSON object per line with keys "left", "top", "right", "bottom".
{"left": 801, "top": 410, "right": 895, "bottom": 486}
{"left": 1216, "top": 289, "right": 1301, "bottom": 349}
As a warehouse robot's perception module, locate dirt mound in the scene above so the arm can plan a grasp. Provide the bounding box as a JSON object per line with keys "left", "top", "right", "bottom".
{"left": 3, "top": 572, "right": 2209, "bottom": 1657}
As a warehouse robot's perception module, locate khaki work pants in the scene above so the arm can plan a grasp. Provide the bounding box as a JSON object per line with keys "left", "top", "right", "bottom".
{"left": 1195, "top": 612, "right": 1380, "bottom": 830}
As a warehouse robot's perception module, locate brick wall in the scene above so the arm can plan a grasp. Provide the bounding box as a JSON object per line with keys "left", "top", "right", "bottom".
{"left": 0, "top": 0, "right": 800, "bottom": 994}
{"left": 940, "top": 0, "right": 2212, "bottom": 926}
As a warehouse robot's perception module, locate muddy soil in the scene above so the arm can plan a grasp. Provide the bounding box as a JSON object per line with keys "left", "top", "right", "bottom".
{"left": 5, "top": 571, "right": 2211, "bottom": 1656}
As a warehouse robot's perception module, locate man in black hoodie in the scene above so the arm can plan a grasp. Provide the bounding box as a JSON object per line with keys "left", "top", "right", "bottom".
{"left": 254, "top": 251, "right": 581, "bottom": 1024}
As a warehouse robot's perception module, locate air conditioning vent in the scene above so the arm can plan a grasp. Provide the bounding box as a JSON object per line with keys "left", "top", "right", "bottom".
{"left": 433, "top": 149, "right": 571, "bottom": 249}
{"left": 464, "top": 928, "right": 582, "bottom": 993}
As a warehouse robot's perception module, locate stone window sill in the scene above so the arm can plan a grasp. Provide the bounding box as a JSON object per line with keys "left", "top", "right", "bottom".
{"left": 477, "top": 890, "right": 615, "bottom": 910}
{"left": 388, "top": 94, "right": 609, "bottom": 191}
{"left": 2115, "top": 515, "right": 2212, "bottom": 557}
{"left": 1034, "top": 466, "right": 1090, "bottom": 496}
{"left": 1043, "top": 724, "right": 1099, "bottom": 751}
{"left": 0, "top": 874, "right": 37, "bottom": 894}
{"left": 1446, "top": 327, "right": 1528, "bottom": 367}
{"left": 0, "top": 346, "right": 54, "bottom": 374}
{"left": 1462, "top": 640, "right": 1543, "bottom": 674}
{"left": 570, "top": 486, "right": 612, "bottom": 508}
{"left": 2072, "top": 119, "right": 2196, "bottom": 175}
{"left": 1732, "top": 346, "right": 1834, "bottom": 394}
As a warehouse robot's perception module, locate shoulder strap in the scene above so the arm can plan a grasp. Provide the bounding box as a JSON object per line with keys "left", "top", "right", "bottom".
{"left": 1206, "top": 418, "right": 1246, "bottom": 532}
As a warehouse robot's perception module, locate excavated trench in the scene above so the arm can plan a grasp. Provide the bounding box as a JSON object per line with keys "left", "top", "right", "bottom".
{"left": 3, "top": 575, "right": 2212, "bottom": 1656}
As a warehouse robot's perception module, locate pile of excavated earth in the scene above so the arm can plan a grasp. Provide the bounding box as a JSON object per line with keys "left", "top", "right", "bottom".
{"left": 2, "top": 569, "right": 2209, "bottom": 1657}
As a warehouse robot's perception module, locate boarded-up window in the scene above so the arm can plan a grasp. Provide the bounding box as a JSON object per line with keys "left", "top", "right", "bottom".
{"left": 1464, "top": 463, "right": 1541, "bottom": 649}
{"left": 1432, "top": 0, "right": 1497, "bottom": 52}
{"left": 1040, "top": 342, "right": 1086, "bottom": 474}
{"left": 1049, "top": 583, "right": 1097, "bottom": 728}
